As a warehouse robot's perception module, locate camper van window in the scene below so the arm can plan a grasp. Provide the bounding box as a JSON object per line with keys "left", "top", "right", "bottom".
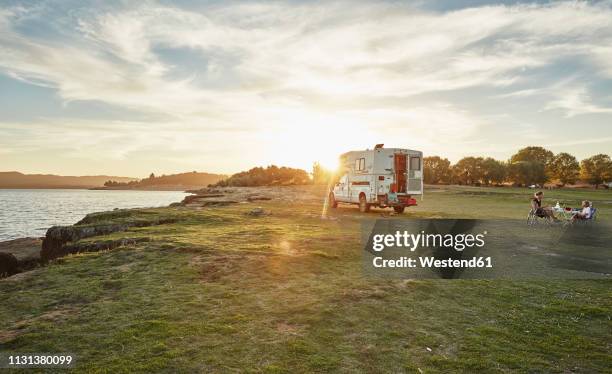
{"left": 355, "top": 158, "right": 365, "bottom": 171}
{"left": 410, "top": 156, "right": 421, "bottom": 171}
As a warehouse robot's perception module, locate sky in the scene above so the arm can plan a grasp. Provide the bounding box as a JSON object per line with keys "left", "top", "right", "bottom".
{"left": 0, "top": 0, "right": 611, "bottom": 177}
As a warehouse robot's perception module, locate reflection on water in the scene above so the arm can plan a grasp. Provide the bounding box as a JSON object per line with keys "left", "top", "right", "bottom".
{"left": 0, "top": 189, "right": 187, "bottom": 241}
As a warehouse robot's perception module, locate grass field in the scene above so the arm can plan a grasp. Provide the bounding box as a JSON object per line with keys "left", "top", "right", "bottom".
{"left": 1, "top": 185, "right": 610, "bottom": 373}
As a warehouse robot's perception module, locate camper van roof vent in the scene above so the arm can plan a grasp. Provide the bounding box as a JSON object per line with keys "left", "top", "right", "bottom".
{"left": 374, "top": 143, "right": 384, "bottom": 149}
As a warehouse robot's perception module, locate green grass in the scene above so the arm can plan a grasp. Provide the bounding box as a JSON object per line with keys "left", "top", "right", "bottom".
{"left": 0, "top": 185, "right": 610, "bottom": 373}
{"left": 410, "top": 185, "right": 612, "bottom": 220}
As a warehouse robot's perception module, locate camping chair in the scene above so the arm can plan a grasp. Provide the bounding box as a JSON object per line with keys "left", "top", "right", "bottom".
{"left": 527, "top": 208, "right": 551, "bottom": 225}
{"left": 591, "top": 206, "right": 598, "bottom": 221}
{"left": 572, "top": 203, "right": 597, "bottom": 225}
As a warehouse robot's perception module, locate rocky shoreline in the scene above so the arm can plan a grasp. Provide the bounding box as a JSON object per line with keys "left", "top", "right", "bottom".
{"left": 0, "top": 210, "right": 182, "bottom": 278}
{"left": 0, "top": 186, "right": 312, "bottom": 279}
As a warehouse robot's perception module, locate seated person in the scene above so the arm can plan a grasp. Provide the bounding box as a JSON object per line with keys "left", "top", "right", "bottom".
{"left": 572, "top": 201, "right": 592, "bottom": 221}
{"left": 531, "top": 191, "right": 556, "bottom": 220}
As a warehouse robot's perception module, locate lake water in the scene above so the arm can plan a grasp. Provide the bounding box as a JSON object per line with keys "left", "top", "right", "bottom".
{"left": 0, "top": 189, "right": 188, "bottom": 241}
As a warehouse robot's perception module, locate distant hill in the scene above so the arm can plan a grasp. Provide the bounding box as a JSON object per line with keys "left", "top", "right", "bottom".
{"left": 97, "top": 172, "right": 227, "bottom": 190}
{"left": 0, "top": 172, "right": 138, "bottom": 189}
{"left": 212, "top": 165, "right": 310, "bottom": 187}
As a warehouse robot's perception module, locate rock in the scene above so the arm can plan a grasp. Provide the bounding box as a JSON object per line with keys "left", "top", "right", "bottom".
{"left": 0, "top": 238, "right": 43, "bottom": 277}
{"left": 0, "top": 252, "right": 19, "bottom": 277}
{"left": 247, "top": 196, "right": 272, "bottom": 202}
{"left": 184, "top": 187, "right": 223, "bottom": 194}
{"left": 180, "top": 193, "right": 240, "bottom": 207}
{"left": 181, "top": 194, "right": 225, "bottom": 205}
{"left": 75, "top": 209, "right": 133, "bottom": 225}
{"left": 41, "top": 224, "right": 127, "bottom": 260}
{"left": 182, "top": 195, "right": 199, "bottom": 205}
{"left": 0, "top": 238, "right": 41, "bottom": 262}
{"left": 41, "top": 218, "right": 179, "bottom": 261}
{"left": 201, "top": 200, "right": 238, "bottom": 207}
{"left": 248, "top": 207, "right": 266, "bottom": 216}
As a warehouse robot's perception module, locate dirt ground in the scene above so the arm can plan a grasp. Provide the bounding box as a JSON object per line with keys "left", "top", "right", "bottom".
{"left": 181, "top": 185, "right": 325, "bottom": 207}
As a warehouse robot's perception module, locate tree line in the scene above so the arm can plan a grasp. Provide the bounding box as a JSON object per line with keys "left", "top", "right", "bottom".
{"left": 424, "top": 147, "right": 612, "bottom": 188}
{"left": 104, "top": 171, "right": 225, "bottom": 188}
{"left": 212, "top": 165, "right": 310, "bottom": 187}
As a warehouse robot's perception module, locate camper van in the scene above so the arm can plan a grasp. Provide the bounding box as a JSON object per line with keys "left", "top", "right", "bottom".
{"left": 329, "top": 144, "right": 423, "bottom": 213}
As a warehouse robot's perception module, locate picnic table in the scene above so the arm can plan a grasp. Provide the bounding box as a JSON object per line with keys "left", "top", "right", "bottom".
{"left": 552, "top": 204, "right": 580, "bottom": 220}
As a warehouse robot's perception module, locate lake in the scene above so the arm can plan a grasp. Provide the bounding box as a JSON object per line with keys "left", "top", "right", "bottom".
{"left": 0, "top": 189, "right": 188, "bottom": 241}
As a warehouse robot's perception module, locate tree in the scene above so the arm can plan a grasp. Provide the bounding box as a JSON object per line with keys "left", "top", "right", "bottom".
{"left": 549, "top": 153, "right": 580, "bottom": 186}
{"left": 452, "top": 157, "right": 484, "bottom": 185}
{"left": 481, "top": 158, "right": 506, "bottom": 185}
{"left": 149, "top": 173, "right": 155, "bottom": 179}
{"left": 212, "top": 165, "right": 311, "bottom": 187}
{"left": 509, "top": 146, "right": 553, "bottom": 185}
{"left": 507, "top": 161, "right": 544, "bottom": 186}
{"left": 423, "top": 156, "right": 451, "bottom": 184}
{"left": 580, "top": 154, "right": 612, "bottom": 188}
{"left": 103, "top": 180, "right": 128, "bottom": 188}
{"left": 510, "top": 146, "right": 555, "bottom": 166}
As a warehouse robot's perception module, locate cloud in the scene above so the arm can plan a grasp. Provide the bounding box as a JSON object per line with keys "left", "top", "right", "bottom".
{"left": 0, "top": 1, "right": 611, "bottom": 173}
{"left": 544, "top": 87, "right": 612, "bottom": 117}
{"left": 2, "top": 2, "right": 612, "bottom": 108}
{"left": 0, "top": 118, "right": 246, "bottom": 173}
{"left": 589, "top": 46, "right": 612, "bottom": 79}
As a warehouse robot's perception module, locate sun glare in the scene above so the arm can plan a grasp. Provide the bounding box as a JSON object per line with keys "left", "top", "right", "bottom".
{"left": 317, "top": 156, "right": 340, "bottom": 173}
{"left": 261, "top": 108, "right": 373, "bottom": 173}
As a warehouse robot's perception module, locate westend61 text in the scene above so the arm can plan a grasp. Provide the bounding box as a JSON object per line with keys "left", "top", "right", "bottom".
{"left": 373, "top": 256, "right": 493, "bottom": 269}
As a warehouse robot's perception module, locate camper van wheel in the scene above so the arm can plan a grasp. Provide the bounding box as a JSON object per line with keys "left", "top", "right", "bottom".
{"left": 329, "top": 192, "right": 338, "bottom": 208}
{"left": 359, "top": 194, "right": 370, "bottom": 213}
{"left": 393, "top": 206, "right": 405, "bottom": 214}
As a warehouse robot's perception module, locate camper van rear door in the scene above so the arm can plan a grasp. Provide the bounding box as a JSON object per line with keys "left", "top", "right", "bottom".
{"left": 409, "top": 156, "right": 420, "bottom": 172}
{"left": 394, "top": 154, "right": 407, "bottom": 193}
{"left": 408, "top": 156, "right": 422, "bottom": 192}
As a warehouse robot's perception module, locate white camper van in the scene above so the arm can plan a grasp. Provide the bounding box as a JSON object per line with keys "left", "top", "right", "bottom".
{"left": 329, "top": 144, "right": 423, "bottom": 213}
